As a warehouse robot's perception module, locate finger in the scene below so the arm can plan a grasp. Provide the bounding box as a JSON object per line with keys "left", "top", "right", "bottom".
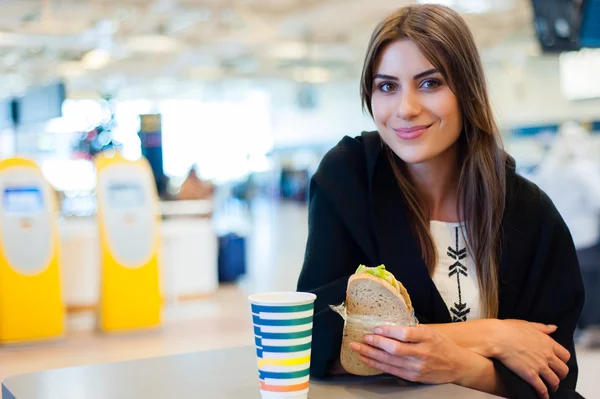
{"left": 530, "top": 323, "right": 558, "bottom": 334}
{"left": 375, "top": 325, "right": 431, "bottom": 343}
{"left": 363, "top": 334, "right": 422, "bottom": 358}
{"left": 350, "top": 342, "right": 416, "bottom": 370}
{"left": 548, "top": 355, "right": 569, "bottom": 380}
{"left": 359, "top": 355, "right": 420, "bottom": 382}
{"left": 518, "top": 368, "right": 549, "bottom": 399}
{"left": 539, "top": 366, "right": 560, "bottom": 393}
{"left": 525, "top": 369, "right": 549, "bottom": 399}
{"left": 552, "top": 342, "right": 571, "bottom": 364}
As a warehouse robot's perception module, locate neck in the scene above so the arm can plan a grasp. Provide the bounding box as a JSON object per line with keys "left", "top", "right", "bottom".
{"left": 405, "top": 144, "right": 460, "bottom": 222}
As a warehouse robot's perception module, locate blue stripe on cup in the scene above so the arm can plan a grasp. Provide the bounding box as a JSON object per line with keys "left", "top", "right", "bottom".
{"left": 251, "top": 303, "right": 314, "bottom": 313}
{"left": 259, "top": 368, "right": 311, "bottom": 380}
{"left": 252, "top": 315, "right": 313, "bottom": 326}
{"left": 258, "top": 330, "right": 312, "bottom": 340}
{"left": 261, "top": 343, "right": 312, "bottom": 353}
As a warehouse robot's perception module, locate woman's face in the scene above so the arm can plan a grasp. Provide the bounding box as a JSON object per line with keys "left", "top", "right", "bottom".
{"left": 371, "top": 39, "right": 462, "bottom": 165}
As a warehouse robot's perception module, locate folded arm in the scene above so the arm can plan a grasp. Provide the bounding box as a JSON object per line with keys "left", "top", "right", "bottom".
{"left": 428, "top": 320, "right": 567, "bottom": 398}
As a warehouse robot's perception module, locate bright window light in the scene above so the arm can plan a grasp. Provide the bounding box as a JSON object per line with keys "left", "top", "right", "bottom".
{"left": 560, "top": 49, "right": 600, "bottom": 101}
{"left": 159, "top": 91, "right": 273, "bottom": 183}
{"left": 41, "top": 159, "right": 96, "bottom": 191}
{"left": 113, "top": 100, "right": 154, "bottom": 161}
{"left": 417, "top": 0, "right": 454, "bottom": 7}
{"left": 417, "top": 0, "right": 511, "bottom": 13}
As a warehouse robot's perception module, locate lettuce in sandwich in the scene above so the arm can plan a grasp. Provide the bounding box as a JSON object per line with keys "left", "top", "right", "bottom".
{"left": 355, "top": 264, "right": 401, "bottom": 294}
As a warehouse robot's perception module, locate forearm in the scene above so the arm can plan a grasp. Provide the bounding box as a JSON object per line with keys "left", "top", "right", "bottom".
{"left": 427, "top": 319, "right": 500, "bottom": 357}
{"left": 455, "top": 349, "right": 509, "bottom": 398}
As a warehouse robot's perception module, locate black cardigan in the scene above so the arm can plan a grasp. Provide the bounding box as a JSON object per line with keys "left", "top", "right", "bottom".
{"left": 297, "top": 131, "right": 585, "bottom": 399}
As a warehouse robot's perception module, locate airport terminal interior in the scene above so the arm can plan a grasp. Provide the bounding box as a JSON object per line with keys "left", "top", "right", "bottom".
{"left": 1, "top": 0, "right": 600, "bottom": 398}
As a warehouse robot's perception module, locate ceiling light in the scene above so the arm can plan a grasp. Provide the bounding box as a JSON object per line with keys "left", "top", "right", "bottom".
{"left": 125, "top": 35, "right": 186, "bottom": 53}
{"left": 82, "top": 48, "right": 110, "bottom": 70}
{"left": 267, "top": 41, "right": 309, "bottom": 60}
{"left": 57, "top": 61, "right": 86, "bottom": 78}
{"left": 292, "top": 67, "right": 330, "bottom": 83}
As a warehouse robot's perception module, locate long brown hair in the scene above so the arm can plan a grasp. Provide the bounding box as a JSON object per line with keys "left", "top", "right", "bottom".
{"left": 360, "top": 4, "right": 507, "bottom": 318}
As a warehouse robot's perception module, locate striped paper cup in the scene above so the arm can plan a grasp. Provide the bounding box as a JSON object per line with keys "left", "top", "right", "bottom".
{"left": 249, "top": 292, "right": 316, "bottom": 399}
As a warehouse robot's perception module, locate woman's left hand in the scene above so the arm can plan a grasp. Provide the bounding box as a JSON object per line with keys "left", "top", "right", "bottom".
{"left": 350, "top": 324, "right": 473, "bottom": 385}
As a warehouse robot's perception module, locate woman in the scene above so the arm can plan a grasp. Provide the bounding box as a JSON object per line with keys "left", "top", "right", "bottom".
{"left": 297, "top": 4, "right": 584, "bottom": 399}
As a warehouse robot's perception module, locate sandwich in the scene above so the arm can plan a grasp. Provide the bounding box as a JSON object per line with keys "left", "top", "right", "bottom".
{"left": 340, "top": 265, "right": 414, "bottom": 376}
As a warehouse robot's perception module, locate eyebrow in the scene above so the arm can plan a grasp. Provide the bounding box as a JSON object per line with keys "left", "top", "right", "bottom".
{"left": 373, "top": 68, "right": 439, "bottom": 81}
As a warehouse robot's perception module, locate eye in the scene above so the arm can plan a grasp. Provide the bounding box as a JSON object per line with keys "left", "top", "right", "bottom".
{"left": 420, "top": 79, "right": 442, "bottom": 89}
{"left": 378, "top": 81, "right": 398, "bottom": 93}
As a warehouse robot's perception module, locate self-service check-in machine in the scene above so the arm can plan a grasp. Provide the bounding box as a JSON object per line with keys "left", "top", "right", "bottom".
{"left": 0, "top": 158, "right": 64, "bottom": 344}
{"left": 95, "top": 152, "right": 161, "bottom": 332}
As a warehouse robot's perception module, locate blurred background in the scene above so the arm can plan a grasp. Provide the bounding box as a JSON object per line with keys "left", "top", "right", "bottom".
{"left": 1, "top": 0, "right": 600, "bottom": 396}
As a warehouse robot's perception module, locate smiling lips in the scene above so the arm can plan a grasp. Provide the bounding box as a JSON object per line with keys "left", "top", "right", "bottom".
{"left": 393, "top": 124, "right": 432, "bottom": 140}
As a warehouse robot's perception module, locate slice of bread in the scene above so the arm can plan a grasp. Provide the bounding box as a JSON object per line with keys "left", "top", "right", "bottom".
{"left": 340, "top": 273, "right": 413, "bottom": 376}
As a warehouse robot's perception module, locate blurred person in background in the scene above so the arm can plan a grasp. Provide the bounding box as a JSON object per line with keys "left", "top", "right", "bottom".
{"left": 534, "top": 122, "right": 600, "bottom": 348}
{"left": 298, "top": 4, "right": 584, "bottom": 399}
{"left": 178, "top": 166, "right": 214, "bottom": 201}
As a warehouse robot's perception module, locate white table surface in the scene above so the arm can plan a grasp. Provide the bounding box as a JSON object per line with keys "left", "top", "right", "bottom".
{"left": 2, "top": 345, "right": 500, "bottom": 399}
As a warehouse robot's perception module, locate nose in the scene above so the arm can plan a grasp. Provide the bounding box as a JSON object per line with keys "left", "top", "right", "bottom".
{"left": 396, "top": 88, "right": 421, "bottom": 120}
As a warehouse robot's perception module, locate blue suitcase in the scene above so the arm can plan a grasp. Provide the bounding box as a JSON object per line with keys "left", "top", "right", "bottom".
{"left": 218, "top": 233, "right": 247, "bottom": 282}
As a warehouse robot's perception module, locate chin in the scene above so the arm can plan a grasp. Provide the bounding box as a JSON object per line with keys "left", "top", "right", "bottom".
{"left": 397, "top": 155, "right": 431, "bottom": 165}
{"left": 387, "top": 145, "right": 432, "bottom": 165}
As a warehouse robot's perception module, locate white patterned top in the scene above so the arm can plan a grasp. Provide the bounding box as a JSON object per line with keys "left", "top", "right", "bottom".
{"left": 430, "top": 221, "right": 481, "bottom": 322}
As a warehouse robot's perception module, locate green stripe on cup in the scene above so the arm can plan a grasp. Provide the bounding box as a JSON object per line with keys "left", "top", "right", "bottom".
{"left": 262, "top": 343, "right": 312, "bottom": 353}
{"left": 258, "top": 329, "right": 312, "bottom": 340}
{"left": 252, "top": 316, "right": 313, "bottom": 326}
{"left": 251, "top": 303, "right": 314, "bottom": 313}
{"left": 259, "top": 368, "right": 310, "bottom": 380}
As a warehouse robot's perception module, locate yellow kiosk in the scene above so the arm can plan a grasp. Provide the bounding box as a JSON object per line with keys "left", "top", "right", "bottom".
{"left": 95, "top": 152, "right": 162, "bottom": 333}
{"left": 0, "top": 158, "right": 64, "bottom": 343}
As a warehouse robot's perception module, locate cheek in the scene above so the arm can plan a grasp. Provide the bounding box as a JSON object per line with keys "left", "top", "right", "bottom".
{"left": 371, "top": 95, "right": 391, "bottom": 127}
{"left": 437, "top": 94, "right": 462, "bottom": 134}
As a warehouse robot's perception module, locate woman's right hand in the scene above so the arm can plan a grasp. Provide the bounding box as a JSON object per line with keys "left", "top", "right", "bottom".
{"left": 483, "top": 319, "right": 571, "bottom": 397}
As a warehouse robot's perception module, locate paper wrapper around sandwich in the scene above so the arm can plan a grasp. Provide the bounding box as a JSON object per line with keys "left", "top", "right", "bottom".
{"left": 330, "top": 302, "right": 419, "bottom": 376}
